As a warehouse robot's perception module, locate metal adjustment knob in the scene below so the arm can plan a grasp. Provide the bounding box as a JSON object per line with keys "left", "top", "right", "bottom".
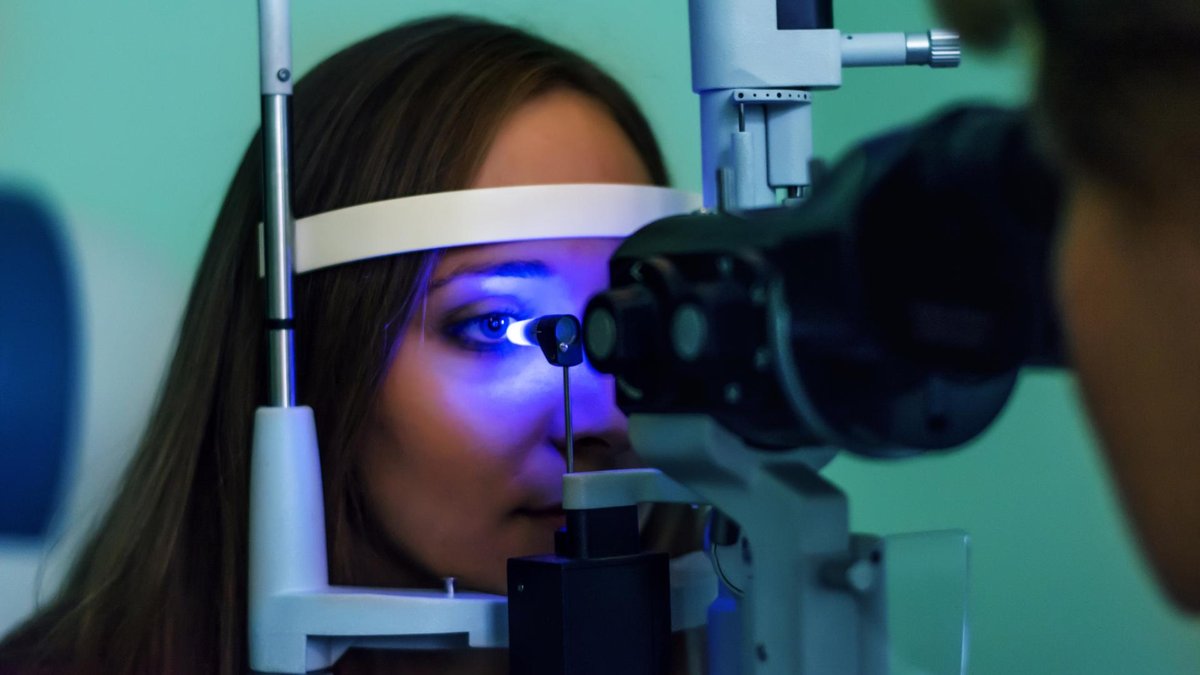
{"left": 927, "top": 29, "right": 961, "bottom": 68}
{"left": 906, "top": 29, "right": 962, "bottom": 68}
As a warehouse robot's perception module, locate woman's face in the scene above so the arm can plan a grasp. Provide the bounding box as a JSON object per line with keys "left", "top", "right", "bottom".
{"left": 359, "top": 88, "right": 653, "bottom": 593}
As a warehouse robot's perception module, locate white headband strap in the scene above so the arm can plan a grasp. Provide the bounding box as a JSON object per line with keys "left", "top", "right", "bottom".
{"left": 293, "top": 183, "right": 701, "bottom": 274}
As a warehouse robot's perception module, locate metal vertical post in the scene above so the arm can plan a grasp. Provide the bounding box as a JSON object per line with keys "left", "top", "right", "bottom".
{"left": 258, "top": 0, "right": 296, "bottom": 408}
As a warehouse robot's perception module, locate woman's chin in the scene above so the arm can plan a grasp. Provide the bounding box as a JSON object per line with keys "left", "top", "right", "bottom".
{"left": 469, "top": 521, "right": 564, "bottom": 594}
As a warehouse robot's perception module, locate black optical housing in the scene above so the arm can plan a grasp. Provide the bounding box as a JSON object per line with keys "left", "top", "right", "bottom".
{"left": 531, "top": 314, "right": 583, "bottom": 367}
{"left": 585, "top": 106, "right": 1064, "bottom": 457}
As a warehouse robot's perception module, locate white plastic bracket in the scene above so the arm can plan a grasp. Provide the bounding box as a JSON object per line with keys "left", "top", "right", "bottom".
{"left": 247, "top": 407, "right": 507, "bottom": 673}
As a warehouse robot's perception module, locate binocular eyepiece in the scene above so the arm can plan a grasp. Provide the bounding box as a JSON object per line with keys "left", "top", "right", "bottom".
{"left": 584, "top": 106, "right": 1064, "bottom": 457}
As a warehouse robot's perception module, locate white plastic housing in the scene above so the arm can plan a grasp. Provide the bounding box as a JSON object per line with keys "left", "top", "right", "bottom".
{"left": 247, "top": 407, "right": 507, "bottom": 673}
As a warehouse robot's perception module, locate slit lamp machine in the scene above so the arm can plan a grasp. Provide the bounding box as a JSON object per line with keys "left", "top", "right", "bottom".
{"left": 247, "top": 0, "right": 1064, "bottom": 673}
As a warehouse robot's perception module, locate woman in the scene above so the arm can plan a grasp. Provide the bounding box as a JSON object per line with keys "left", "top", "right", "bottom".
{"left": 0, "top": 16, "right": 701, "bottom": 673}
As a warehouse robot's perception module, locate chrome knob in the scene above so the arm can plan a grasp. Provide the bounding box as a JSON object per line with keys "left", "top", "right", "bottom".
{"left": 906, "top": 29, "right": 962, "bottom": 68}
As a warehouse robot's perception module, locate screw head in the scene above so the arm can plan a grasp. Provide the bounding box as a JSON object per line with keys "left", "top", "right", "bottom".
{"left": 750, "top": 285, "right": 767, "bottom": 305}
{"left": 276, "top": 68, "right": 291, "bottom": 82}
{"left": 717, "top": 256, "right": 734, "bottom": 277}
{"left": 845, "top": 560, "right": 876, "bottom": 592}
{"left": 629, "top": 261, "right": 644, "bottom": 282}
{"left": 754, "top": 348, "right": 771, "bottom": 371}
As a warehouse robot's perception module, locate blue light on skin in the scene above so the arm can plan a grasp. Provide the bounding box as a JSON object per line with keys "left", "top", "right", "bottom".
{"left": 436, "top": 260, "right": 547, "bottom": 355}
{"left": 352, "top": 87, "right": 653, "bottom": 594}
{"left": 347, "top": 87, "right": 653, "bottom": 598}
{"left": 357, "top": 238, "right": 638, "bottom": 595}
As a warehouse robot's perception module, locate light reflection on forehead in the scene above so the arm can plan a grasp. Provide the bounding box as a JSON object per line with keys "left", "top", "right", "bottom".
{"left": 431, "top": 259, "right": 553, "bottom": 291}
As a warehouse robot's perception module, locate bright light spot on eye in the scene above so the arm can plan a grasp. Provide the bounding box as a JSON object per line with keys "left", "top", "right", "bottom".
{"left": 506, "top": 318, "right": 537, "bottom": 346}
{"left": 482, "top": 314, "right": 509, "bottom": 339}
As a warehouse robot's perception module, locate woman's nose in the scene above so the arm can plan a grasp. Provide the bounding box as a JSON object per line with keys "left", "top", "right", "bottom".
{"left": 551, "top": 359, "right": 633, "bottom": 472}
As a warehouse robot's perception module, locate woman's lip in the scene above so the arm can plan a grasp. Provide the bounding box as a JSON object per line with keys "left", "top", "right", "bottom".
{"left": 515, "top": 506, "right": 567, "bottom": 531}
{"left": 515, "top": 503, "right": 564, "bottom": 517}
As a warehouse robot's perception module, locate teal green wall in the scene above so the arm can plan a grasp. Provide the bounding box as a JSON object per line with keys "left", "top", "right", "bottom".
{"left": 1, "top": 1, "right": 1195, "bottom": 672}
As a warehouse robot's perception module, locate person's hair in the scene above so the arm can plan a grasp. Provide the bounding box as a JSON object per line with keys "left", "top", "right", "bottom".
{"left": 934, "top": 0, "right": 1200, "bottom": 201}
{"left": 0, "top": 15, "right": 669, "bottom": 674}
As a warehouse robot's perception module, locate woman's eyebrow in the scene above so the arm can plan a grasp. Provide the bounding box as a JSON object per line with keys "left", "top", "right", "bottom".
{"left": 430, "top": 259, "right": 552, "bottom": 290}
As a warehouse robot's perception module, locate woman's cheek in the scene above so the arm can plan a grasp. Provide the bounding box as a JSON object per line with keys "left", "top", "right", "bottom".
{"left": 426, "top": 355, "right": 564, "bottom": 441}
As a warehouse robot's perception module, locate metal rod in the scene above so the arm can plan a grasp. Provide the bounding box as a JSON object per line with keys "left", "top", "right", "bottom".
{"left": 262, "top": 95, "right": 295, "bottom": 407}
{"left": 564, "top": 366, "right": 574, "bottom": 473}
{"left": 258, "top": 0, "right": 296, "bottom": 408}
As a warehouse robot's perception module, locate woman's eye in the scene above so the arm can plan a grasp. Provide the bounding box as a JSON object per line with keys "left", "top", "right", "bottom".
{"left": 444, "top": 312, "right": 520, "bottom": 352}
{"left": 477, "top": 313, "right": 510, "bottom": 340}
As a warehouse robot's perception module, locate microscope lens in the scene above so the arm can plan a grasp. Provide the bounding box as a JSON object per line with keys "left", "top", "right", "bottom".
{"left": 554, "top": 317, "right": 578, "bottom": 345}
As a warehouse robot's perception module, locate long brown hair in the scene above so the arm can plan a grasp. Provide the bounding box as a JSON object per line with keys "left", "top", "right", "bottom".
{"left": 0, "top": 15, "right": 668, "bottom": 674}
